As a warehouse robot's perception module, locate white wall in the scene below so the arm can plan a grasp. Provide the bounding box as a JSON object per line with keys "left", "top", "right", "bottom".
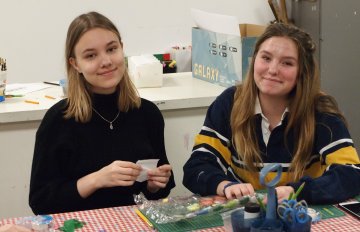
{"left": 0, "top": 0, "right": 274, "bottom": 83}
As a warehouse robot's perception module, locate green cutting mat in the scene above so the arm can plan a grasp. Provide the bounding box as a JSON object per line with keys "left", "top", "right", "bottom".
{"left": 310, "top": 204, "right": 345, "bottom": 219}
{"left": 310, "top": 194, "right": 360, "bottom": 219}
{"left": 145, "top": 212, "right": 223, "bottom": 232}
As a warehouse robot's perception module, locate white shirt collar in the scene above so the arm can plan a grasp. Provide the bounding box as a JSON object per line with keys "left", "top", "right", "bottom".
{"left": 254, "top": 96, "right": 289, "bottom": 119}
{"left": 254, "top": 96, "right": 289, "bottom": 146}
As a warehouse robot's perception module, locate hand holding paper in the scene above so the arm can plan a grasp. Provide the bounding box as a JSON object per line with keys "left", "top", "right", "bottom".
{"left": 136, "top": 159, "right": 160, "bottom": 182}
{"left": 147, "top": 164, "right": 172, "bottom": 192}
{"left": 135, "top": 159, "right": 172, "bottom": 192}
{"left": 98, "top": 161, "right": 141, "bottom": 187}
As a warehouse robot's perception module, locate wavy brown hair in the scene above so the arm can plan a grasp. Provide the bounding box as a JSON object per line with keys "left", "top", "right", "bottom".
{"left": 230, "top": 23, "right": 346, "bottom": 181}
{"left": 64, "top": 11, "right": 140, "bottom": 122}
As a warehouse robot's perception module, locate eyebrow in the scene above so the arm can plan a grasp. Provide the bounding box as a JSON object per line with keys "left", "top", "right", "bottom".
{"left": 81, "top": 40, "right": 119, "bottom": 55}
{"left": 259, "top": 50, "right": 297, "bottom": 61}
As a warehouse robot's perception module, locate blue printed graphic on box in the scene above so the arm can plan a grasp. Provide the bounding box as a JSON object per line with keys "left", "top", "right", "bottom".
{"left": 192, "top": 27, "right": 241, "bottom": 87}
{"left": 192, "top": 24, "right": 265, "bottom": 87}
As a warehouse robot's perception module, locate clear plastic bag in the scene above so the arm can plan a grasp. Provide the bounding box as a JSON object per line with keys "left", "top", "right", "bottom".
{"left": 16, "top": 215, "right": 55, "bottom": 232}
{"left": 134, "top": 192, "right": 262, "bottom": 224}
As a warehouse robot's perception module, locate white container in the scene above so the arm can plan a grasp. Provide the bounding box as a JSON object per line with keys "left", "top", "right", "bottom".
{"left": 128, "top": 55, "right": 163, "bottom": 88}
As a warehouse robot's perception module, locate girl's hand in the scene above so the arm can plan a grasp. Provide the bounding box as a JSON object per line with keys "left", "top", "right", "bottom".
{"left": 96, "top": 160, "right": 142, "bottom": 188}
{"left": 275, "top": 186, "right": 294, "bottom": 203}
{"left": 147, "top": 164, "right": 172, "bottom": 193}
{"left": 263, "top": 186, "right": 295, "bottom": 204}
{"left": 218, "top": 181, "right": 255, "bottom": 199}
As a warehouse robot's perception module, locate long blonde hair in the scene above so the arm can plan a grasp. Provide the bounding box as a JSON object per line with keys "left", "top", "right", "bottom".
{"left": 64, "top": 11, "right": 140, "bottom": 122}
{"left": 230, "top": 23, "right": 346, "bottom": 181}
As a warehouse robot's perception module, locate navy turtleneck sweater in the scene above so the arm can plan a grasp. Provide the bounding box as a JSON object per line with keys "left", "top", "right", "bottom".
{"left": 29, "top": 92, "right": 175, "bottom": 214}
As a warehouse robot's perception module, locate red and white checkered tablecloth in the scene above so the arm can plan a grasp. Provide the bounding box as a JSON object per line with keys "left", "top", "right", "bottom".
{"left": 0, "top": 206, "right": 359, "bottom": 231}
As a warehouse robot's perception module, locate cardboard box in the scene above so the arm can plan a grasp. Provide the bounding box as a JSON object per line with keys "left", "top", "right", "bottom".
{"left": 192, "top": 24, "right": 265, "bottom": 87}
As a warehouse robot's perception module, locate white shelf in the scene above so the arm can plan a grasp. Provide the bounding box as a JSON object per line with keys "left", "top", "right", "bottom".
{"left": 0, "top": 72, "right": 226, "bottom": 123}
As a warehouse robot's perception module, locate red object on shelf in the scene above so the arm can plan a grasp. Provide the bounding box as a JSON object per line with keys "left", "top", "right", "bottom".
{"left": 163, "top": 53, "right": 170, "bottom": 61}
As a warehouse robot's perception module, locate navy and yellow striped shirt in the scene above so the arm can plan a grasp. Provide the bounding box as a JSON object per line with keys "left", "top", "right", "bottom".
{"left": 183, "top": 86, "right": 360, "bottom": 204}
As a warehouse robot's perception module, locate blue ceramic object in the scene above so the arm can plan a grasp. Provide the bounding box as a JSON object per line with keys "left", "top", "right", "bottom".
{"left": 250, "top": 163, "right": 284, "bottom": 232}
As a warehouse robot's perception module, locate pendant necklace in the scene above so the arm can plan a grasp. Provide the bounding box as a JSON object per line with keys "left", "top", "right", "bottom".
{"left": 92, "top": 108, "right": 120, "bottom": 130}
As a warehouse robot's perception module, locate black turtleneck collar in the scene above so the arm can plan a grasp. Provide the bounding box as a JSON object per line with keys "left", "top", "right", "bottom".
{"left": 91, "top": 91, "right": 119, "bottom": 119}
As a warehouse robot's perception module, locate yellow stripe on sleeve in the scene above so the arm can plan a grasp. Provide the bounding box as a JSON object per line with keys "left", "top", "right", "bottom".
{"left": 326, "top": 146, "right": 360, "bottom": 165}
{"left": 194, "top": 134, "right": 232, "bottom": 164}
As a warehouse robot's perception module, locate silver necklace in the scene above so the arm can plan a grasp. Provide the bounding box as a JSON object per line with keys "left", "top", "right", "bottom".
{"left": 92, "top": 108, "right": 120, "bottom": 130}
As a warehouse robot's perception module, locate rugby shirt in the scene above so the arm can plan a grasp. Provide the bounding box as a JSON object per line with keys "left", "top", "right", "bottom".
{"left": 183, "top": 86, "right": 360, "bottom": 204}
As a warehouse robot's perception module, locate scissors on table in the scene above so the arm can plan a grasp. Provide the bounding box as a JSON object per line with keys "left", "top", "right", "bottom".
{"left": 277, "top": 200, "right": 310, "bottom": 226}
{"left": 280, "top": 199, "right": 308, "bottom": 211}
